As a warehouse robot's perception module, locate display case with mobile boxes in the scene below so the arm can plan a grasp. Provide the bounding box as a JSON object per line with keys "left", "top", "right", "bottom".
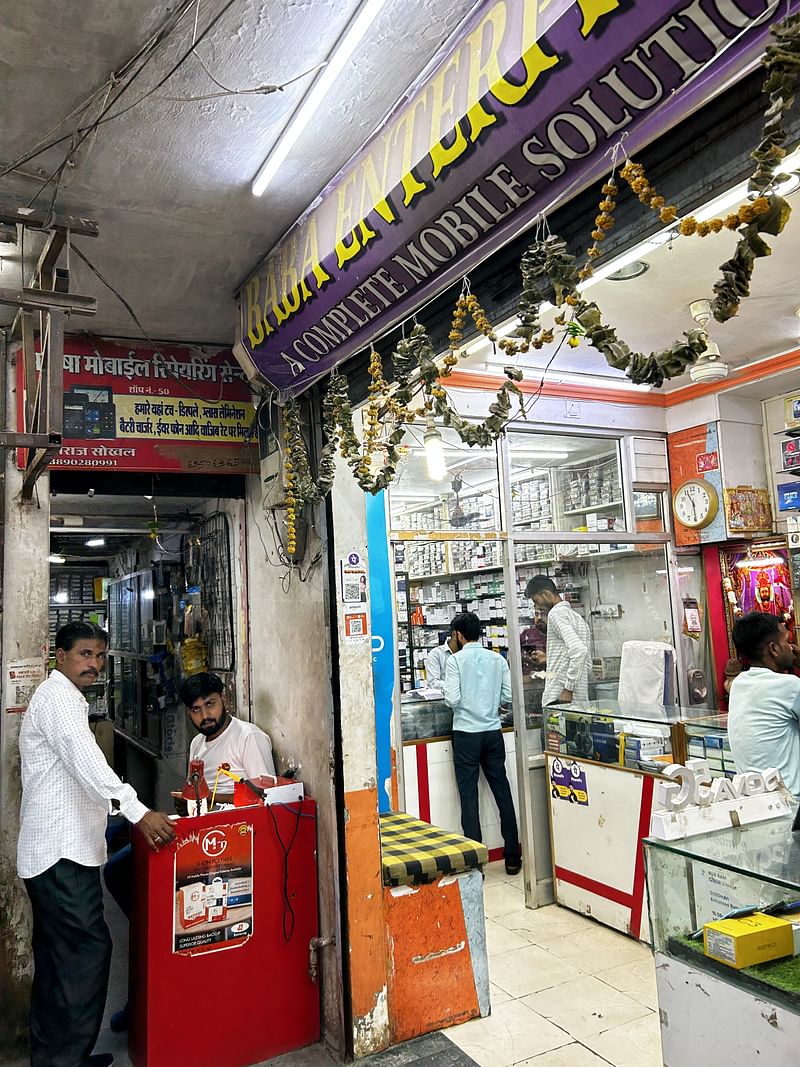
{"left": 544, "top": 701, "right": 728, "bottom": 939}
{"left": 645, "top": 815, "right": 800, "bottom": 1064}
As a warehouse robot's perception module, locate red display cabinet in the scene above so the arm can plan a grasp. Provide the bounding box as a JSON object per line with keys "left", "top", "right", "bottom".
{"left": 130, "top": 800, "right": 319, "bottom": 1067}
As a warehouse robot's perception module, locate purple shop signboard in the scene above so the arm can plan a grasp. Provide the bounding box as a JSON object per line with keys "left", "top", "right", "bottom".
{"left": 235, "top": 0, "right": 794, "bottom": 394}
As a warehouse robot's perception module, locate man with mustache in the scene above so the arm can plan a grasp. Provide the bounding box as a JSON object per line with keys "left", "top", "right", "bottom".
{"left": 17, "top": 621, "right": 175, "bottom": 1067}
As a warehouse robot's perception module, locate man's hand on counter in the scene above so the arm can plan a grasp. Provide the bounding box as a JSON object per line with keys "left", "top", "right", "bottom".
{"left": 138, "top": 810, "right": 178, "bottom": 851}
{"left": 558, "top": 689, "right": 573, "bottom": 703}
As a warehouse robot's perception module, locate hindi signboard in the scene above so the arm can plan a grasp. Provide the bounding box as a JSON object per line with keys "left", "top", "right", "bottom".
{"left": 235, "top": 0, "right": 787, "bottom": 393}
{"left": 17, "top": 337, "right": 258, "bottom": 474}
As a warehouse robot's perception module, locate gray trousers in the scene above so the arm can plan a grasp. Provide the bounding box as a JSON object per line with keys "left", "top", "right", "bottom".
{"left": 25, "top": 859, "right": 112, "bottom": 1067}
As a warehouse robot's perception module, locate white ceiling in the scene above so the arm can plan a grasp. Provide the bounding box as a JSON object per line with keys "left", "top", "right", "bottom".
{"left": 458, "top": 174, "right": 800, "bottom": 395}
{"left": 0, "top": 0, "right": 477, "bottom": 341}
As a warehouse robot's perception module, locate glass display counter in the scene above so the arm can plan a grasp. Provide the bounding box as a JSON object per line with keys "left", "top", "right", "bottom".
{"left": 645, "top": 816, "right": 800, "bottom": 1063}
{"left": 543, "top": 701, "right": 728, "bottom": 940}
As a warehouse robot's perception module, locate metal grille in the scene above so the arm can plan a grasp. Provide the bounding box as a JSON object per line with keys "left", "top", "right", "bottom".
{"left": 183, "top": 512, "right": 235, "bottom": 673}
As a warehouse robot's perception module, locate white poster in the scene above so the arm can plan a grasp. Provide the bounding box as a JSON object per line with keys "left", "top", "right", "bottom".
{"left": 6, "top": 658, "right": 45, "bottom": 713}
{"left": 341, "top": 551, "right": 368, "bottom": 603}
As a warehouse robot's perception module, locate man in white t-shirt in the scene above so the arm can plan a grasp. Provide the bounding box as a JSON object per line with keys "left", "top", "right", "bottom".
{"left": 183, "top": 672, "right": 275, "bottom": 790}
{"left": 105, "top": 672, "right": 274, "bottom": 1030}
{"left": 728, "top": 611, "right": 800, "bottom": 797}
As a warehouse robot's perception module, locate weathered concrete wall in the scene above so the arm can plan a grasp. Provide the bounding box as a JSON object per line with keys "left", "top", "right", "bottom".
{"left": 0, "top": 348, "right": 50, "bottom": 1052}
{"left": 245, "top": 470, "right": 345, "bottom": 1056}
{"left": 329, "top": 457, "right": 390, "bottom": 1057}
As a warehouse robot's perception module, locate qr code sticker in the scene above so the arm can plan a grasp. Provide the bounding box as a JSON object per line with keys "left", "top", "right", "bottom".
{"left": 343, "top": 578, "right": 361, "bottom": 601}
{"left": 12, "top": 684, "right": 35, "bottom": 707}
{"left": 349, "top": 617, "right": 364, "bottom": 636}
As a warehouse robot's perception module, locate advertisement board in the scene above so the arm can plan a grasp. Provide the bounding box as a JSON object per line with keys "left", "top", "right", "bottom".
{"left": 236, "top": 0, "right": 788, "bottom": 392}
{"left": 18, "top": 337, "right": 258, "bottom": 474}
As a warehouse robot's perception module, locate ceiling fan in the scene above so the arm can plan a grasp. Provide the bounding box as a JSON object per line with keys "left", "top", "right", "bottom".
{"left": 449, "top": 474, "right": 482, "bottom": 527}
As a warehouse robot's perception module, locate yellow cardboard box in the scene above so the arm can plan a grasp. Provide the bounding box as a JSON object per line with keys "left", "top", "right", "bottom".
{"left": 703, "top": 913, "right": 794, "bottom": 969}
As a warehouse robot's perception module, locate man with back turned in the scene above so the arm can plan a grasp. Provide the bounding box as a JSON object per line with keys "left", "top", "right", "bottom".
{"left": 444, "top": 612, "right": 521, "bottom": 875}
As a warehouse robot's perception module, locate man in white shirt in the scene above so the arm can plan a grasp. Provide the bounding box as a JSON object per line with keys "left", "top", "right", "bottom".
{"left": 18, "top": 621, "right": 175, "bottom": 1067}
{"left": 526, "top": 575, "right": 592, "bottom": 706}
{"left": 425, "top": 618, "right": 460, "bottom": 690}
{"left": 728, "top": 611, "right": 800, "bottom": 797}
{"left": 104, "top": 671, "right": 274, "bottom": 1031}
{"left": 182, "top": 671, "right": 276, "bottom": 789}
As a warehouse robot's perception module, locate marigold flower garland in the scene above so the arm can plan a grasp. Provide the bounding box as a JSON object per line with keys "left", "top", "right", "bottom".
{"left": 276, "top": 11, "right": 800, "bottom": 520}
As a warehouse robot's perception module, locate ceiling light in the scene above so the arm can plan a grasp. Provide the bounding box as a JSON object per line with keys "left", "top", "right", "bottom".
{"left": 47, "top": 554, "right": 66, "bottom": 564}
{"left": 144, "top": 494, "right": 153, "bottom": 501}
{"left": 142, "top": 588, "right": 156, "bottom": 600}
{"left": 53, "top": 591, "right": 68, "bottom": 604}
{"left": 578, "top": 242, "right": 660, "bottom": 290}
{"left": 86, "top": 537, "right": 105, "bottom": 547}
{"left": 252, "top": 0, "right": 388, "bottom": 196}
{"left": 606, "top": 260, "right": 649, "bottom": 281}
{"left": 423, "top": 417, "right": 447, "bottom": 481}
{"left": 777, "top": 173, "right": 800, "bottom": 196}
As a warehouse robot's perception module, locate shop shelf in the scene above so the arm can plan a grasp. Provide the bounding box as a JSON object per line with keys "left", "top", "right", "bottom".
{"left": 408, "top": 564, "right": 505, "bottom": 582}
{"left": 562, "top": 499, "right": 624, "bottom": 516}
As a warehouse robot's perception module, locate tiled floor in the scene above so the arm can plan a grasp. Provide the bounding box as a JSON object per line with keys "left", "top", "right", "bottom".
{"left": 4, "top": 863, "right": 662, "bottom": 1067}
{"left": 443, "top": 860, "right": 663, "bottom": 1067}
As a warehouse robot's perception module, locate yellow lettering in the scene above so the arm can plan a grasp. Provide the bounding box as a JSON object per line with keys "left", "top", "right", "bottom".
{"left": 491, "top": 0, "right": 559, "bottom": 107}
{"left": 357, "top": 147, "right": 397, "bottom": 226}
{"left": 390, "top": 96, "right": 429, "bottom": 207}
{"left": 334, "top": 172, "right": 361, "bottom": 267}
{"left": 462, "top": 5, "right": 506, "bottom": 141}
{"left": 245, "top": 277, "right": 265, "bottom": 347}
{"left": 277, "top": 283, "right": 302, "bottom": 320}
{"left": 577, "top": 0, "right": 621, "bottom": 38}
{"left": 336, "top": 219, "right": 377, "bottom": 271}
{"left": 263, "top": 262, "right": 283, "bottom": 328}
{"left": 429, "top": 50, "right": 469, "bottom": 179}
{"left": 300, "top": 219, "right": 332, "bottom": 292}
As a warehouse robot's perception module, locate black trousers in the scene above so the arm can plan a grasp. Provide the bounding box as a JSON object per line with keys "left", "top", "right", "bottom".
{"left": 452, "top": 729, "right": 520, "bottom": 860}
{"left": 25, "top": 859, "right": 112, "bottom": 1067}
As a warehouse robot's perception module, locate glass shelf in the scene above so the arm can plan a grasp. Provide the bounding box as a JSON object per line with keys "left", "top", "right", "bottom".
{"left": 558, "top": 699, "right": 724, "bottom": 729}
{"left": 646, "top": 814, "right": 800, "bottom": 894}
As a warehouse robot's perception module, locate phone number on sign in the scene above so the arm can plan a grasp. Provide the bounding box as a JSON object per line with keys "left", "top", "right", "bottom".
{"left": 55, "top": 458, "right": 120, "bottom": 467}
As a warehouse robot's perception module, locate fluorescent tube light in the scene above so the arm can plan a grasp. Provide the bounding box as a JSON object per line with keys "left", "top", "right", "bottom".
{"left": 48, "top": 554, "right": 66, "bottom": 564}
{"left": 252, "top": 0, "right": 388, "bottom": 196}
{"left": 86, "top": 538, "right": 105, "bottom": 547}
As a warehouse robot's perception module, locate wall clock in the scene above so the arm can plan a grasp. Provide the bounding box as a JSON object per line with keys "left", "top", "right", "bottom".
{"left": 673, "top": 478, "right": 720, "bottom": 529}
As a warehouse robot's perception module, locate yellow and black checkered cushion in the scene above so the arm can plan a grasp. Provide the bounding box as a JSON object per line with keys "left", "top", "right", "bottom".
{"left": 379, "top": 810, "right": 488, "bottom": 887}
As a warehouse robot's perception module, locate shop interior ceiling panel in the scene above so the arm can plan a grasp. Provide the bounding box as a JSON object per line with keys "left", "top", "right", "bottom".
{"left": 0, "top": 0, "right": 476, "bottom": 340}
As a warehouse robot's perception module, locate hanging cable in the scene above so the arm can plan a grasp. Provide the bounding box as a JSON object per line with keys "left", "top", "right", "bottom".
{"left": 0, "top": 0, "right": 241, "bottom": 182}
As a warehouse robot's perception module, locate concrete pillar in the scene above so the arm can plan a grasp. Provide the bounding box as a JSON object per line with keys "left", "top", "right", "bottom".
{"left": 0, "top": 342, "right": 50, "bottom": 1052}
{"left": 330, "top": 456, "right": 391, "bottom": 1057}
{"left": 245, "top": 472, "right": 346, "bottom": 1056}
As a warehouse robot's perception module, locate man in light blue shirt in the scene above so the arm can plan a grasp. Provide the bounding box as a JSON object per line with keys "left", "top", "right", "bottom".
{"left": 728, "top": 611, "right": 800, "bottom": 797}
{"left": 444, "top": 612, "right": 521, "bottom": 874}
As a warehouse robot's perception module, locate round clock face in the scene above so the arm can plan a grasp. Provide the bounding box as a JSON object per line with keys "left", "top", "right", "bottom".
{"left": 673, "top": 479, "right": 720, "bottom": 529}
